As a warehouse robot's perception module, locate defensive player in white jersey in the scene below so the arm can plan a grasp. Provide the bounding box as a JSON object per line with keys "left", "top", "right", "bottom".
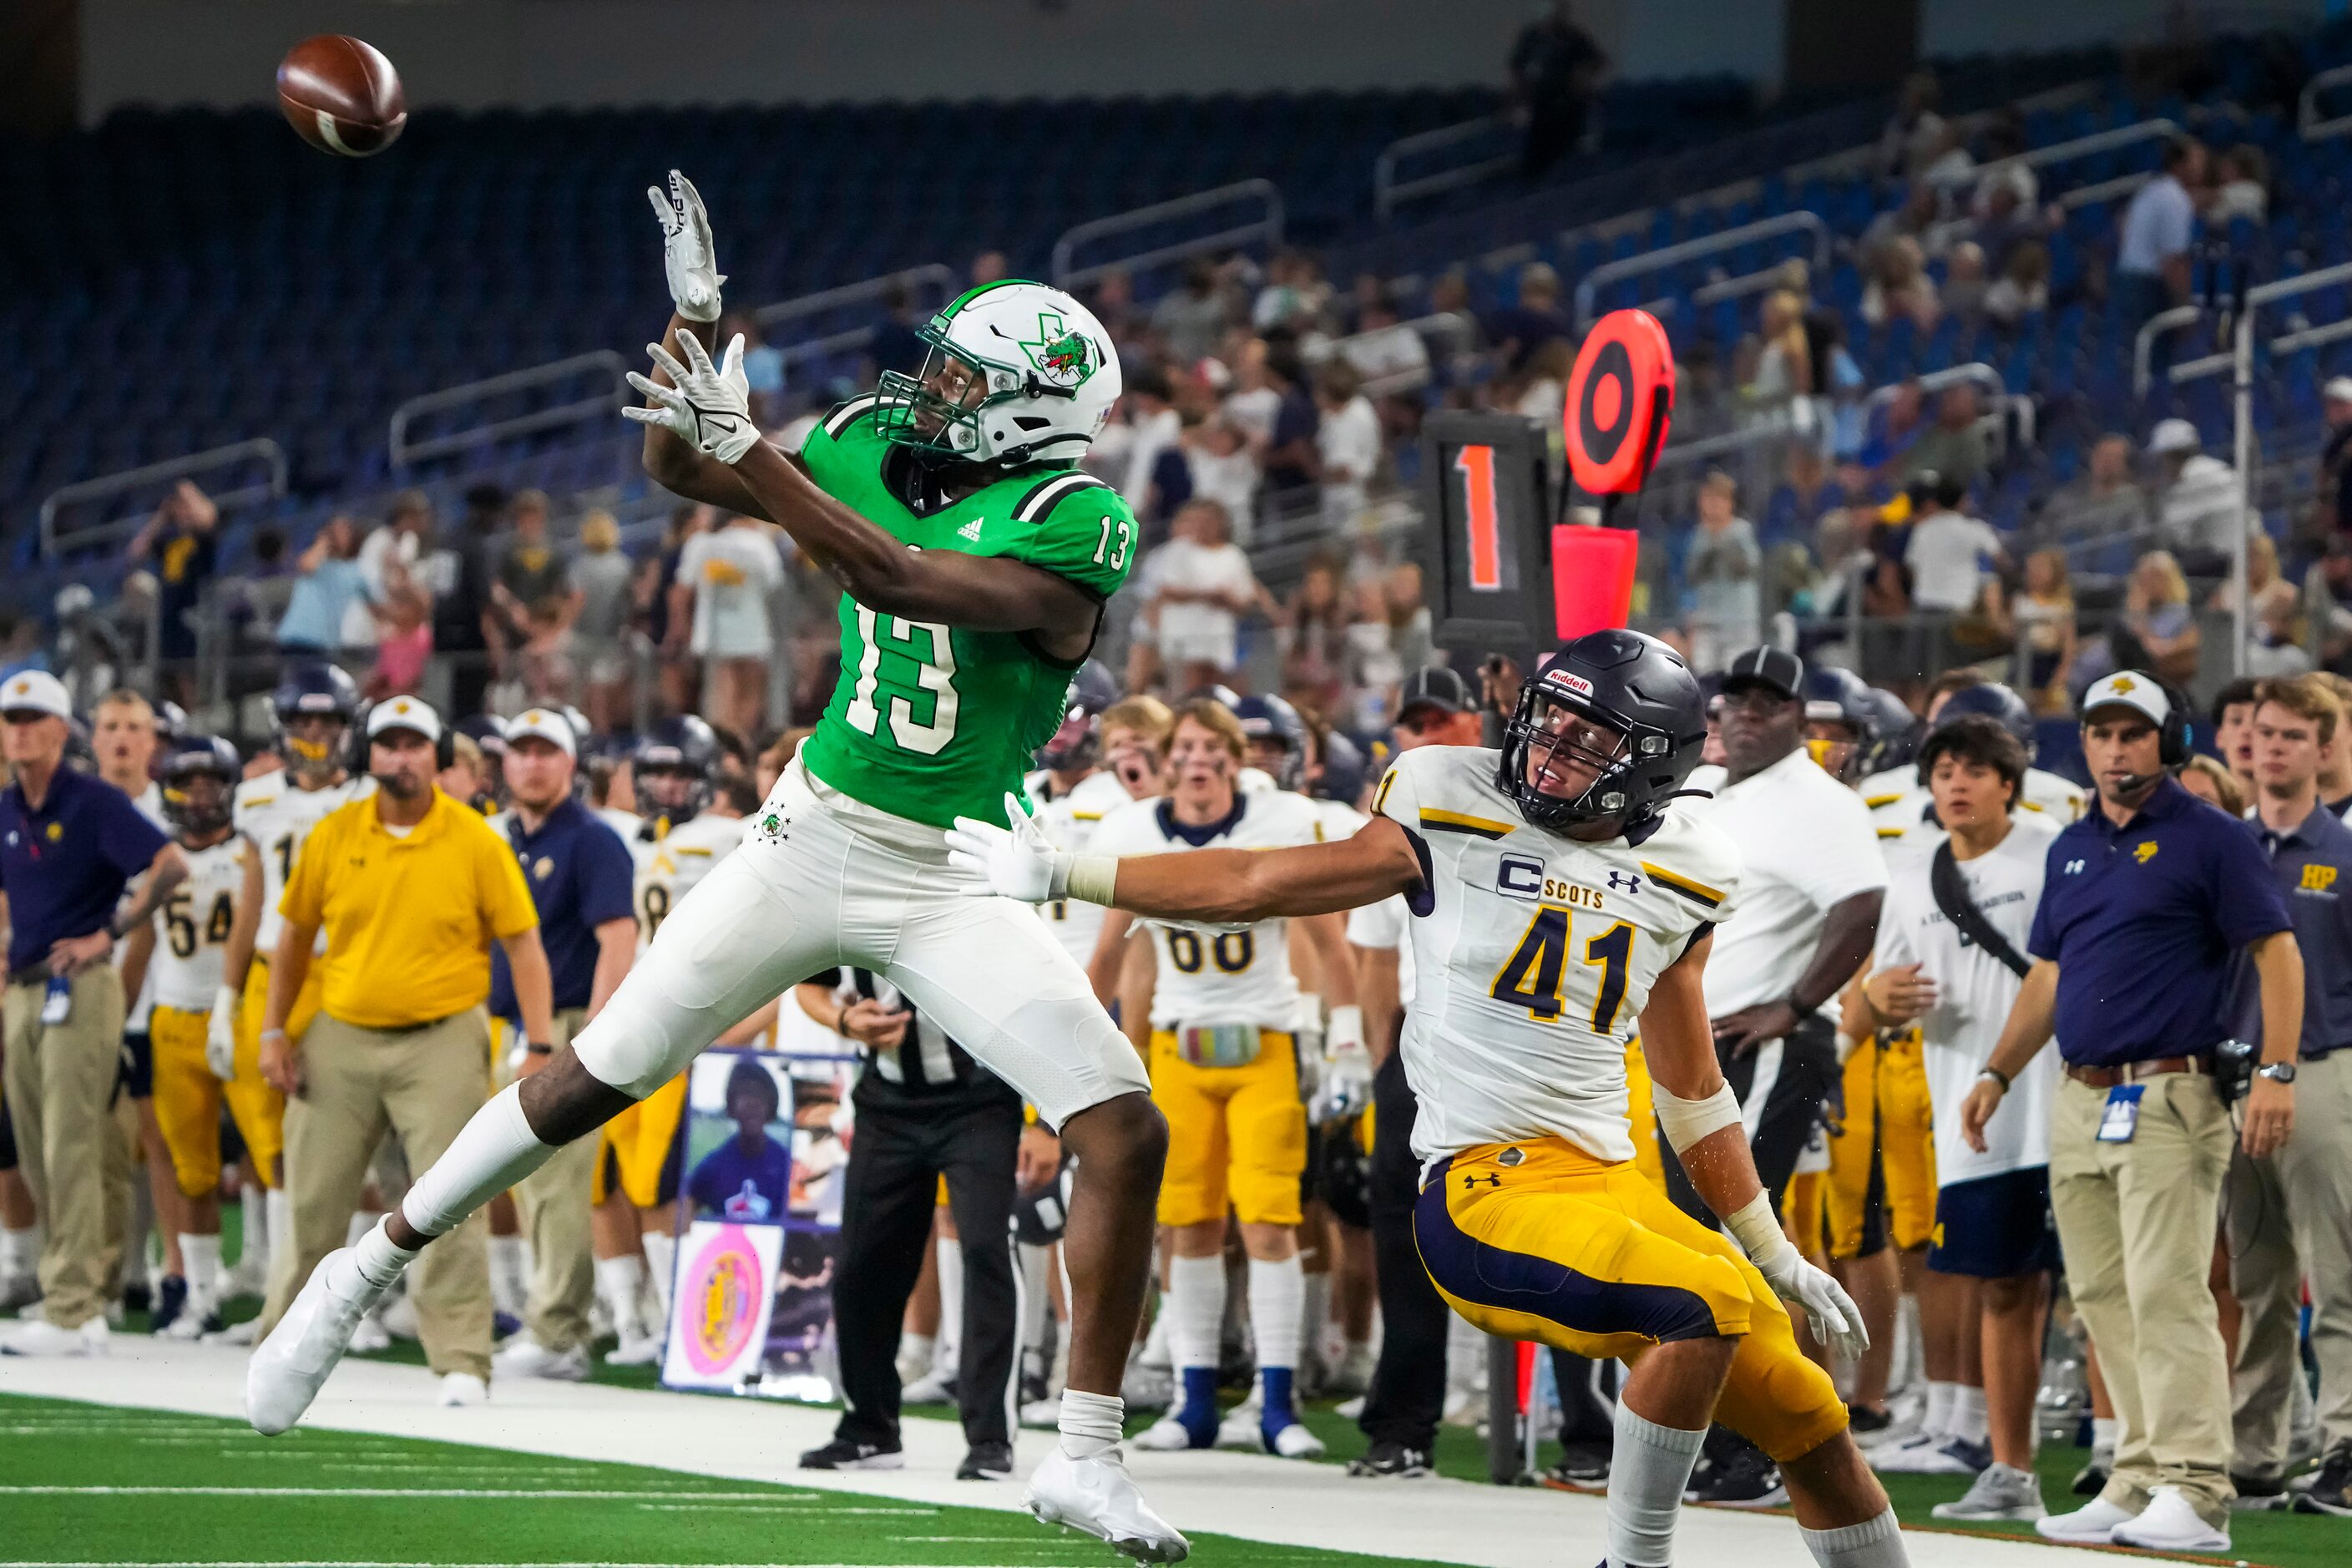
{"left": 217, "top": 664, "right": 367, "bottom": 1334}
{"left": 594, "top": 714, "right": 745, "bottom": 1364}
{"left": 1025, "top": 661, "right": 1132, "bottom": 969}
{"left": 955, "top": 631, "right": 1913, "bottom": 1568}
{"left": 1085, "top": 701, "right": 1358, "bottom": 1459}
{"left": 119, "top": 736, "right": 260, "bottom": 1340}
{"left": 1862, "top": 680, "right": 2085, "bottom": 842}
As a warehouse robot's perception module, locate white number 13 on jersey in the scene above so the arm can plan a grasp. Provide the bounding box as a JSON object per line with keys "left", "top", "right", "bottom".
{"left": 846, "top": 607, "right": 959, "bottom": 754}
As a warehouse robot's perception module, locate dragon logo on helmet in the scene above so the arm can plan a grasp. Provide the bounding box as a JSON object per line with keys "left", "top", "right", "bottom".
{"left": 1019, "top": 313, "right": 1095, "bottom": 389}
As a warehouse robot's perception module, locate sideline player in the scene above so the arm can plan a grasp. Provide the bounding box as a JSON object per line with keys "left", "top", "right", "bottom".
{"left": 953, "top": 630, "right": 1911, "bottom": 1568}
{"left": 250, "top": 172, "right": 1181, "bottom": 1563}
{"left": 119, "top": 736, "right": 260, "bottom": 1340}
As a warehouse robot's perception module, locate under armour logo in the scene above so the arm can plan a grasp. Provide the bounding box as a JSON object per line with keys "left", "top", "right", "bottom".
{"left": 1462, "top": 1172, "right": 1503, "bottom": 1190}
{"left": 1607, "top": 871, "right": 1643, "bottom": 893}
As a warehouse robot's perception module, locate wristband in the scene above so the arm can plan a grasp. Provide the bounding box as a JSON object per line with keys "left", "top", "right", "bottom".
{"left": 526, "top": 1041, "right": 554, "bottom": 1056}
{"left": 259, "top": 1027, "right": 289, "bottom": 1044}
{"left": 1326, "top": 1004, "right": 1365, "bottom": 1055}
{"left": 1652, "top": 1080, "right": 1743, "bottom": 1156}
{"left": 1978, "top": 1067, "right": 2010, "bottom": 1092}
{"left": 1064, "top": 854, "right": 1119, "bottom": 908}
{"left": 1722, "top": 1190, "right": 1797, "bottom": 1272}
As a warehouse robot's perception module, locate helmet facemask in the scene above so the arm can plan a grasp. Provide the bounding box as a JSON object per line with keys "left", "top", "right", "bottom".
{"left": 877, "top": 336, "right": 1009, "bottom": 461}
{"left": 281, "top": 714, "right": 347, "bottom": 785}
{"left": 163, "top": 770, "right": 235, "bottom": 837}
{"left": 873, "top": 286, "right": 1111, "bottom": 467}
{"left": 1501, "top": 682, "right": 1676, "bottom": 832}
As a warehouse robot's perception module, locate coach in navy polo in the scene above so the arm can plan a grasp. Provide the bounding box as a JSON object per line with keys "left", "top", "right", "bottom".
{"left": 1964, "top": 670, "right": 2301, "bottom": 1554}
{"left": 487, "top": 707, "right": 636, "bottom": 1379}
{"left": 0, "top": 670, "right": 185, "bottom": 1354}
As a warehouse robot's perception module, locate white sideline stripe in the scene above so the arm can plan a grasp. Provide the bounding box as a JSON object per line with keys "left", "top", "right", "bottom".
{"left": 0, "top": 1487, "right": 840, "bottom": 1500}
{"left": 0, "top": 1562, "right": 1014, "bottom": 1567}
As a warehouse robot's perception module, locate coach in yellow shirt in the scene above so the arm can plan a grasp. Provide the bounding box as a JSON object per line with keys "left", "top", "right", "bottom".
{"left": 254, "top": 695, "right": 553, "bottom": 1403}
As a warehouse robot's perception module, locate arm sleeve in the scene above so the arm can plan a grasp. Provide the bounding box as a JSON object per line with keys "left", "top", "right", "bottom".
{"left": 578, "top": 824, "right": 638, "bottom": 931}
{"left": 476, "top": 822, "right": 541, "bottom": 939}
{"left": 2210, "top": 822, "right": 2294, "bottom": 945}
{"left": 1013, "top": 484, "right": 1139, "bottom": 601}
{"left": 98, "top": 786, "right": 170, "bottom": 878}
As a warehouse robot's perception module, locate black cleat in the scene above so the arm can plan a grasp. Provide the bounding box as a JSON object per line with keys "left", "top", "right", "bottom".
{"left": 2070, "top": 1459, "right": 2109, "bottom": 1497}
{"left": 1687, "top": 1444, "right": 1785, "bottom": 1509}
{"left": 2294, "top": 1448, "right": 2352, "bottom": 1515}
{"left": 1346, "top": 1440, "right": 1432, "bottom": 1478}
{"left": 957, "top": 1440, "right": 1014, "bottom": 1480}
{"left": 149, "top": 1276, "right": 188, "bottom": 1333}
{"left": 798, "top": 1437, "right": 905, "bottom": 1471}
{"left": 1545, "top": 1441, "right": 1610, "bottom": 1491}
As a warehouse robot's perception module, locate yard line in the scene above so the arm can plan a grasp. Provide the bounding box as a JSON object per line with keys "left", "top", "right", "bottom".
{"left": 0, "top": 1561, "right": 1029, "bottom": 1568}
{"left": 0, "top": 1487, "right": 826, "bottom": 1500}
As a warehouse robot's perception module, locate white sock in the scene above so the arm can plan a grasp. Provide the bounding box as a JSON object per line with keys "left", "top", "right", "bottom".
{"left": 594, "top": 1254, "right": 645, "bottom": 1340}
{"left": 933, "top": 1234, "right": 964, "bottom": 1382}
{"left": 2091, "top": 1415, "right": 2119, "bottom": 1456}
{"left": 1608, "top": 1399, "right": 1708, "bottom": 1568}
{"left": 1923, "top": 1380, "right": 1957, "bottom": 1441}
{"left": 329, "top": 1217, "right": 419, "bottom": 1297}
{"left": 263, "top": 1188, "right": 289, "bottom": 1271}
{"left": 1798, "top": 1506, "right": 1906, "bottom": 1567}
{"left": 179, "top": 1234, "right": 222, "bottom": 1309}
{"left": 1166, "top": 1254, "right": 1227, "bottom": 1372}
{"left": 0, "top": 1224, "right": 33, "bottom": 1282}
{"left": 641, "top": 1231, "right": 676, "bottom": 1322}
{"left": 1889, "top": 1292, "right": 1920, "bottom": 1392}
{"left": 1247, "top": 1256, "right": 1304, "bottom": 1373}
{"left": 1139, "top": 1299, "right": 1172, "bottom": 1368}
{"left": 1948, "top": 1384, "right": 1989, "bottom": 1446}
{"left": 489, "top": 1236, "right": 529, "bottom": 1320}
{"left": 237, "top": 1188, "right": 267, "bottom": 1273}
{"left": 898, "top": 1328, "right": 936, "bottom": 1372}
{"left": 398, "top": 1084, "right": 558, "bottom": 1237}
{"left": 1059, "top": 1386, "right": 1124, "bottom": 1462}
{"left": 1300, "top": 1268, "right": 1330, "bottom": 1368}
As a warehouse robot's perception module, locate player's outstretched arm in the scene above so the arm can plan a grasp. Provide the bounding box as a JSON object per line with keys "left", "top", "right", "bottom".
{"left": 637, "top": 313, "right": 772, "bottom": 517}
{"left": 948, "top": 798, "right": 1424, "bottom": 924}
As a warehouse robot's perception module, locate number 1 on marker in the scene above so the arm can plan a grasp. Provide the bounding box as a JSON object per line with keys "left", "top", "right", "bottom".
{"left": 1456, "top": 443, "right": 1501, "bottom": 591}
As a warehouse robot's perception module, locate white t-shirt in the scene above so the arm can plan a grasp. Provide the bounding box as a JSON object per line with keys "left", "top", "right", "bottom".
{"left": 679, "top": 527, "right": 783, "bottom": 659}
{"left": 1340, "top": 325, "right": 1430, "bottom": 386}
{"left": 1702, "top": 748, "right": 1888, "bottom": 1017}
{"left": 1317, "top": 395, "right": 1383, "bottom": 515}
{"left": 1186, "top": 448, "right": 1261, "bottom": 540}
{"left": 1120, "top": 407, "right": 1182, "bottom": 508}
{"left": 1144, "top": 539, "right": 1256, "bottom": 669}
{"left": 1904, "top": 510, "right": 2003, "bottom": 612}
{"left": 1221, "top": 385, "right": 1282, "bottom": 446}
{"left": 2159, "top": 454, "right": 2239, "bottom": 557}
{"left": 1871, "top": 815, "right": 2061, "bottom": 1183}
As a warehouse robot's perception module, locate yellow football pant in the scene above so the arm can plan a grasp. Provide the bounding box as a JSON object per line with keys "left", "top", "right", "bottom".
{"left": 1151, "top": 1029, "right": 1306, "bottom": 1228}
{"left": 593, "top": 1071, "right": 687, "bottom": 1208}
{"left": 1419, "top": 1137, "right": 1849, "bottom": 1464}
{"left": 231, "top": 957, "right": 319, "bottom": 1187}
{"left": 149, "top": 1002, "right": 289, "bottom": 1200}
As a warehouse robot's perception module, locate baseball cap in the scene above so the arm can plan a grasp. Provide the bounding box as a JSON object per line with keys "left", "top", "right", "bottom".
{"left": 2081, "top": 670, "right": 2172, "bottom": 731}
{"left": 2147, "top": 417, "right": 2201, "bottom": 457}
{"left": 0, "top": 670, "right": 72, "bottom": 721}
{"left": 366, "top": 695, "right": 444, "bottom": 744}
{"left": 1396, "top": 666, "right": 1474, "bottom": 721}
{"left": 1718, "top": 646, "right": 1804, "bottom": 703}
{"left": 504, "top": 707, "right": 577, "bottom": 759}
{"left": 2326, "top": 377, "right": 2352, "bottom": 404}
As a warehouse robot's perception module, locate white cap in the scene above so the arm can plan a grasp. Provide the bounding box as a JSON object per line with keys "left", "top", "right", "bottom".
{"left": 2081, "top": 670, "right": 2172, "bottom": 731}
{"left": 2147, "top": 417, "right": 2201, "bottom": 456}
{"left": 365, "top": 695, "right": 444, "bottom": 744}
{"left": 2325, "top": 377, "right": 2352, "bottom": 404}
{"left": 0, "top": 670, "right": 72, "bottom": 721}
{"left": 505, "top": 707, "right": 577, "bottom": 759}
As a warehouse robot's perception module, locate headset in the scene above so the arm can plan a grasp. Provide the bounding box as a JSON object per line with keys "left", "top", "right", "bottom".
{"left": 350, "top": 699, "right": 458, "bottom": 774}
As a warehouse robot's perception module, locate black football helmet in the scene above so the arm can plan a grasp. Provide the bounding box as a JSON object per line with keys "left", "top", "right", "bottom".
{"left": 1864, "top": 687, "right": 1920, "bottom": 776}
{"left": 1929, "top": 680, "right": 2035, "bottom": 759}
{"left": 159, "top": 735, "right": 240, "bottom": 837}
{"left": 635, "top": 715, "right": 719, "bottom": 823}
{"left": 457, "top": 713, "right": 511, "bottom": 765}
{"left": 1313, "top": 728, "right": 1369, "bottom": 807}
{"left": 1803, "top": 665, "right": 1879, "bottom": 784}
{"left": 1499, "top": 630, "right": 1706, "bottom": 832}
{"left": 271, "top": 662, "right": 361, "bottom": 781}
{"left": 1036, "top": 660, "right": 1121, "bottom": 774}
{"left": 152, "top": 700, "right": 188, "bottom": 744}
{"left": 1233, "top": 694, "right": 1308, "bottom": 790}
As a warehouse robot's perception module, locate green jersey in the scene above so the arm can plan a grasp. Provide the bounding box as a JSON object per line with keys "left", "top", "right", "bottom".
{"left": 794, "top": 396, "right": 1138, "bottom": 829}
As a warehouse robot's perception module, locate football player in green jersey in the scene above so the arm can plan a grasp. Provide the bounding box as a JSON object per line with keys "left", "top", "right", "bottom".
{"left": 248, "top": 172, "right": 1185, "bottom": 1564}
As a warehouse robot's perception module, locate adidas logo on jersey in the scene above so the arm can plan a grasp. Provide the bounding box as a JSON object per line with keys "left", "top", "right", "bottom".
{"left": 957, "top": 518, "right": 984, "bottom": 542}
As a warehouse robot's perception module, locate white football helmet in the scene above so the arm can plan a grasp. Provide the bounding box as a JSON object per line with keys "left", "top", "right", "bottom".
{"left": 877, "top": 281, "right": 1121, "bottom": 466}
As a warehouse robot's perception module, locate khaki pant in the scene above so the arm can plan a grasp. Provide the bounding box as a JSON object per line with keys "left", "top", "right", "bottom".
{"left": 1, "top": 966, "right": 127, "bottom": 1328}
{"left": 260, "top": 1007, "right": 496, "bottom": 1380}
{"left": 2049, "top": 1070, "right": 2237, "bottom": 1523}
{"left": 513, "top": 1008, "right": 594, "bottom": 1353}
{"left": 2229, "top": 1049, "right": 2352, "bottom": 1473}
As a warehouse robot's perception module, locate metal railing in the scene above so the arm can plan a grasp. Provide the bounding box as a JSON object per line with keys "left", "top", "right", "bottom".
{"left": 1373, "top": 117, "right": 1515, "bottom": 221}
{"left": 1571, "top": 212, "right": 1829, "bottom": 327}
{"left": 1302, "top": 311, "right": 1471, "bottom": 398}
{"left": 388, "top": 351, "right": 630, "bottom": 471}
{"left": 2301, "top": 63, "right": 2352, "bottom": 141}
{"left": 2132, "top": 304, "right": 2206, "bottom": 397}
{"left": 1866, "top": 362, "right": 2036, "bottom": 454}
{"left": 752, "top": 263, "right": 957, "bottom": 375}
{"left": 1050, "top": 179, "right": 1283, "bottom": 291}
{"left": 1970, "top": 116, "right": 2182, "bottom": 193}
{"left": 39, "top": 438, "right": 289, "bottom": 558}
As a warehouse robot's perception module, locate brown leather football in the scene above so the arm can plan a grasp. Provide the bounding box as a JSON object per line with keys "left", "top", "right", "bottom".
{"left": 276, "top": 35, "right": 406, "bottom": 159}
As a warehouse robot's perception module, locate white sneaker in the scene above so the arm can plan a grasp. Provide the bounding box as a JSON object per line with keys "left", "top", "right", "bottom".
{"left": 346, "top": 1312, "right": 392, "bottom": 1353}
{"left": 157, "top": 1302, "right": 220, "bottom": 1343}
{"left": 902, "top": 1369, "right": 956, "bottom": 1404}
{"left": 1267, "top": 1421, "right": 1325, "bottom": 1459}
{"left": 2110, "top": 1485, "right": 2228, "bottom": 1552}
{"left": 1932, "top": 1461, "right": 2047, "bottom": 1521}
{"left": 2034, "top": 1494, "right": 2139, "bottom": 1544}
{"left": 0, "top": 1313, "right": 108, "bottom": 1357}
{"left": 1334, "top": 1394, "right": 1366, "bottom": 1421}
{"left": 1133, "top": 1414, "right": 1209, "bottom": 1452}
{"left": 1214, "top": 1390, "right": 1262, "bottom": 1450}
{"left": 1871, "top": 1433, "right": 1973, "bottom": 1474}
{"left": 1327, "top": 1343, "right": 1375, "bottom": 1398}
{"left": 1020, "top": 1398, "right": 1063, "bottom": 1431}
{"left": 493, "top": 1336, "right": 588, "bottom": 1382}
{"left": 604, "top": 1330, "right": 662, "bottom": 1367}
{"left": 205, "top": 1318, "right": 260, "bottom": 1347}
{"left": 1025, "top": 1447, "right": 1189, "bottom": 1564}
{"left": 375, "top": 1291, "right": 420, "bottom": 1342}
{"left": 437, "top": 1372, "right": 491, "bottom": 1407}
{"left": 245, "top": 1250, "right": 387, "bottom": 1435}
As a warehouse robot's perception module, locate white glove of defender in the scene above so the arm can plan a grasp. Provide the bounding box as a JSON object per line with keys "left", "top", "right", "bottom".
{"left": 1727, "top": 1198, "right": 1870, "bottom": 1363}
{"left": 946, "top": 794, "right": 1071, "bottom": 903}
{"left": 623, "top": 332, "right": 761, "bottom": 465}
{"left": 647, "top": 169, "right": 726, "bottom": 322}
{"left": 205, "top": 984, "right": 240, "bottom": 1082}
{"left": 1310, "top": 1004, "right": 1373, "bottom": 1124}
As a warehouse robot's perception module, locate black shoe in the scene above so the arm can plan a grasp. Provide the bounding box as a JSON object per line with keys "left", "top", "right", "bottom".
{"left": 123, "top": 1281, "right": 153, "bottom": 1316}
{"left": 2071, "top": 1459, "right": 2110, "bottom": 1497}
{"left": 149, "top": 1275, "right": 187, "bottom": 1333}
{"left": 1545, "top": 1441, "right": 1610, "bottom": 1490}
{"left": 1847, "top": 1405, "right": 1894, "bottom": 1439}
{"left": 1688, "top": 1444, "right": 1786, "bottom": 1509}
{"left": 798, "top": 1437, "right": 905, "bottom": 1471}
{"left": 2295, "top": 1448, "right": 2352, "bottom": 1515}
{"left": 957, "top": 1440, "right": 1014, "bottom": 1480}
{"left": 1346, "top": 1440, "right": 1431, "bottom": 1478}
{"left": 2230, "top": 1469, "right": 2289, "bottom": 1511}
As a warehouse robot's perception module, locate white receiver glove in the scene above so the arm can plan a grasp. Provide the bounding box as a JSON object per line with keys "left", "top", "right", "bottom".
{"left": 946, "top": 794, "right": 1074, "bottom": 904}
{"left": 1311, "top": 1004, "right": 1373, "bottom": 1124}
{"left": 1722, "top": 1191, "right": 1869, "bottom": 1363}
{"left": 647, "top": 169, "right": 726, "bottom": 322}
{"left": 623, "top": 331, "right": 761, "bottom": 465}
{"left": 205, "top": 984, "right": 240, "bottom": 1081}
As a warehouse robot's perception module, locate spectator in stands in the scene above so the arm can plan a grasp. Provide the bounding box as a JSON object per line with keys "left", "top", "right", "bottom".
{"left": 1109, "top": 367, "right": 1183, "bottom": 519}
{"left": 2179, "top": 753, "right": 2247, "bottom": 815}
{"left": 717, "top": 311, "right": 786, "bottom": 431}
{"left": 2037, "top": 432, "right": 2147, "bottom": 555}
{"left": 1907, "top": 474, "right": 2006, "bottom": 617}
{"left": 357, "top": 491, "right": 433, "bottom": 630}
{"left": 1151, "top": 260, "right": 1231, "bottom": 367}
{"left": 1506, "top": 0, "right": 1607, "bottom": 178}
{"left": 1918, "top": 123, "right": 1976, "bottom": 195}
{"left": 2210, "top": 531, "right": 2297, "bottom": 626}
{"left": 1984, "top": 240, "right": 2051, "bottom": 329}
{"left": 1863, "top": 184, "right": 1945, "bottom": 269}
{"left": 1181, "top": 415, "right": 1259, "bottom": 540}
{"left": 1479, "top": 262, "right": 1572, "bottom": 373}
{"left": 1257, "top": 347, "right": 1323, "bottom": 512}
{"left": 1942, "top": 241, "right": 1990, "bottom": 323}
{"left": 1278, "top": 554, "right": 1348, "bottom": 711}
{"left": 654, "top": 503, "right": 711, "bottom": 719}
{"left": 1338, "top": 294, "right": 1430, "bottom": 389}
{"left": 2210, "top": 676, "right": 2263, "bottom": 797}
{"left": 2319, "top": 378, "right": 2352, "bottom": 539}
{"left": 2207, "top": 144, "right": 2269, "bottom": 225}
{"left": 365, "top": 561, "right": 433, "bottom": 701}
{"left": 2117, "top": 549, "right": 2203, "bottom": 688}
{"left": 568, "top": 510, "right": 636, "bottom": 735}
{"left": 1744, "top": 289, "right": 1814, "bottom": 407}
{"left": 1683, "top": 471, "right": 1761, "bottom": 673}
{"left": 2147, "top": 418, "right": 2238, "bottom": 574}
{"left": 126, "top": 480, "right": 219, "bottom": 703}
{"left": 275, "top": 517, "right": 372, "bottom": 662}
{"left": 2115, "top": 138, "right": 2205, "bottom": 330}
{"left": 1767, "top": 443, "right": 1844, "bottom": 544}
{"left": 1130, "top": 498, "right": 1265, "bottom": 693}
{"left": 487, "top": 490, "right": 568, "bottom": 697}
{"left": 434, "top": 483, "right": 505, "bottom": 720}
{"left": 676, "top": 513, "right": 784, "bottom": 740}
{"left": 1420, "top": 270, "right": 1482, "bottom": 370}
{"left": 1854, "top": 377, "right": 1928, "bottom": 482}
{"left": 1252, "top": 248, "right": 1331, "bottom": 335}
{"left": 2011, "top": 549, "right": 2080, "bottom": 711}
{"left": 1902, "top": 383, "right": 1990, "bottom": 492}
{"left": 1878, "top": 70, "right": 1947, "bottom": 182}
{"left": 1218, "top": 337, "right": 1282, "bottom": 448}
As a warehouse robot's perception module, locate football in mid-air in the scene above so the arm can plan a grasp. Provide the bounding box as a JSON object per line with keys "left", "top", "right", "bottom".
{"left": 276, "top": 34, "right": 406, "bottom": 158}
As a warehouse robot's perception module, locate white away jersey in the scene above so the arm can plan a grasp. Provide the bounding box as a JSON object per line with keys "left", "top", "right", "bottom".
{"left": 1863, "top": 764, "right": 2085, "bottom": 848}
{"left": 630, "top": 812, "right": 746, "bottom": 949}
{"left": 235, "top": 771, "right": 372, "bottom": 955}
{"left": 1374, "top": 746, "right": 1742, "bottom": 1171}
{"left": 1090, "top": 789, "right": 1321, "bottom": 1031}
{"left": 119, "top": 782, "right": 170, "bottom": 1032}
{"left": 1027, "top": 770, "right": 1135, "bottom": 966}
{"left": 149, "top": 836, "right": 252, "bottom": 1011}
{"left": 1872, "top": 812, "right": 2060, "bottom": 1184}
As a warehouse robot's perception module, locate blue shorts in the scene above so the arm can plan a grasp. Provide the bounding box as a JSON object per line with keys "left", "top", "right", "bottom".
{"left": 119, "top": 1029, "right": 154, "bottom": 1100}
{"left": 1928, "top": 1166, "right": 2058, "bottom": 1279}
